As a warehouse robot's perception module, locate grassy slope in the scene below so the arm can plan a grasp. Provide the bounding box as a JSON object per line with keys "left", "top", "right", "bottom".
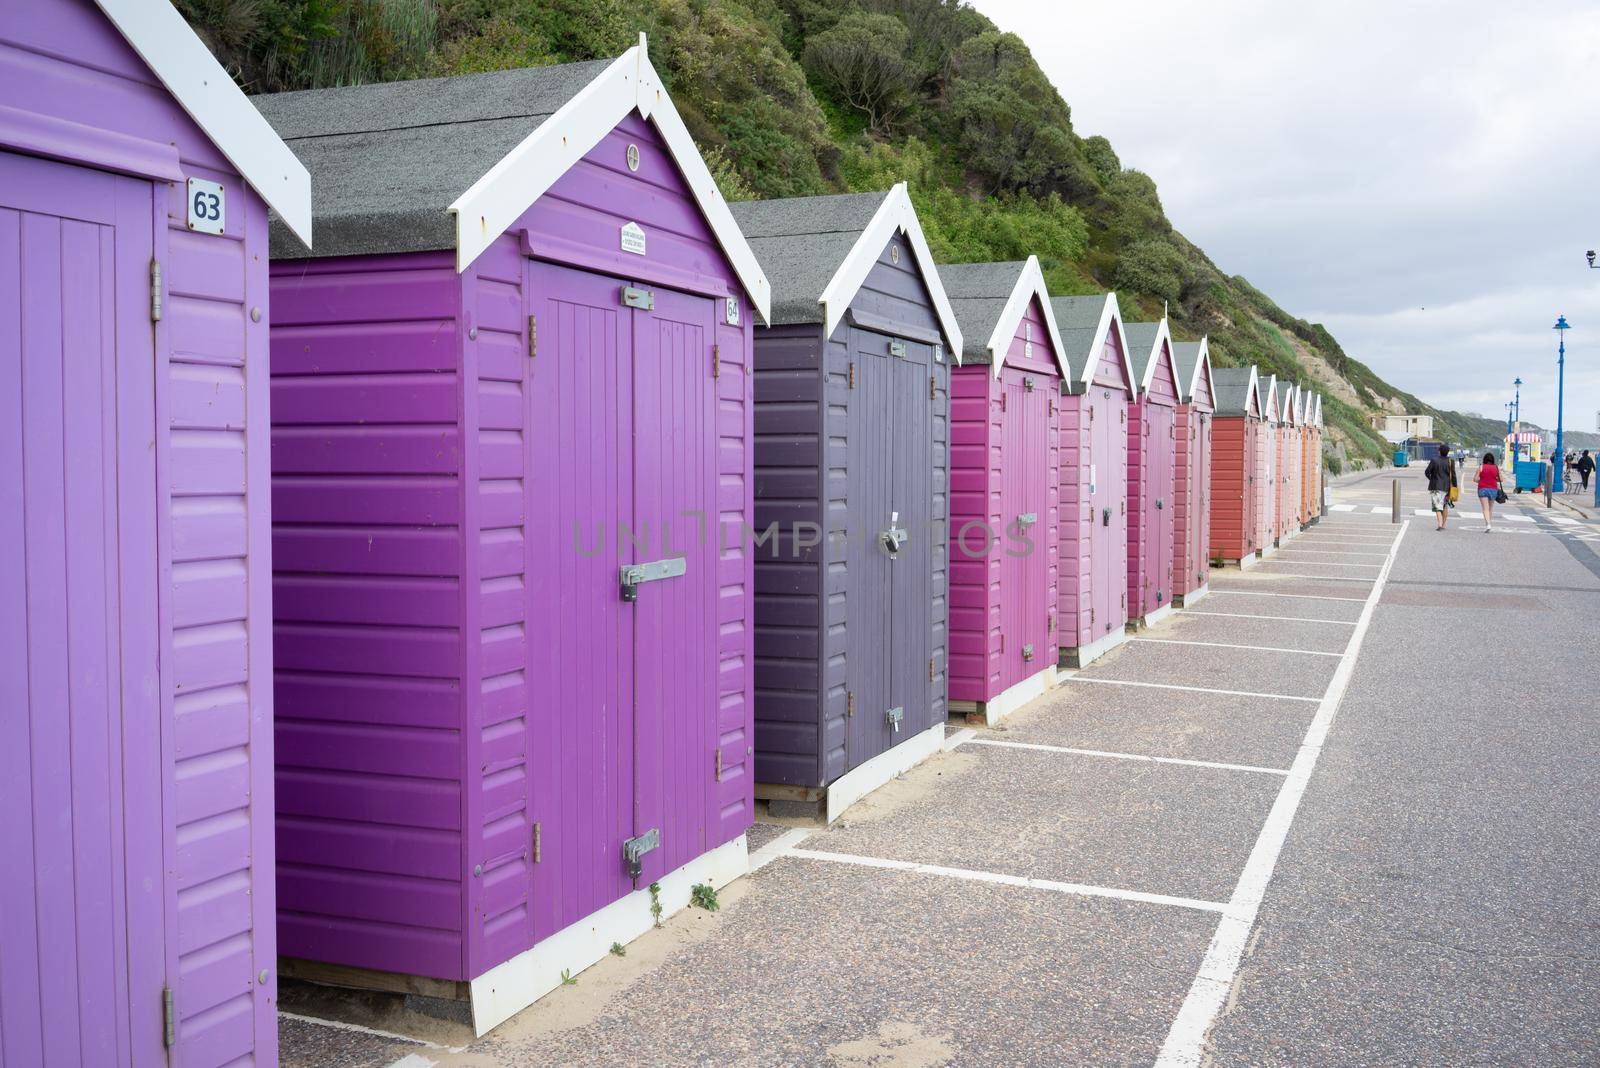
{"left": 185, "top": 0, "right": 1522, "bottom": 467}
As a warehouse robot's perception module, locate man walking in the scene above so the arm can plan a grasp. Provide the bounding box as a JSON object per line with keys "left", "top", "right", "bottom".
{"left": 1577, "top": 449, "right": 1595, "bottom": 492}
{"left": 1425, "top": 443, "right": 1453, "bottom": 530}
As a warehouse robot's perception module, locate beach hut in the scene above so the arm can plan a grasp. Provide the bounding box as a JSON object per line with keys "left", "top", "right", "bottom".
{"left": 1308, "top": 394, "right": 1324, "bottom": 522}
{"left": 942, "top": 258, "right": 1068, "bottom": 725}
{"left": 1172, "top": 339, "right": 1216, "bottom": 605}
{"left": 1050, "top": 293, "right": 1136, "bottom": 667}
{"left": 1279, "top": 385, "right": 1301, "bottom": 541}
{"left": 1209, "top": 366, "right": 1264, "bottom": 566}
{"left": 0, "top": 1, "right": 311, "bottom": 1062}
{"left": 1257, "top": 374, "right": 1281, "bottom": 554}
{"left": 255, "top": 42, "right": 768, "bottom": 1033}
{"left": 1123, "top": 319, "right": 1182, "bottom": 628}
{"left": 727, "top": 186, "right": 962, "bottom": 820}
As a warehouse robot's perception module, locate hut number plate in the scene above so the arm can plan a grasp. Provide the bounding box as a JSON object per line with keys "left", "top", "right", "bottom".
{"left": 186, "top": 178, "right": 225, "bottom": 235}
{"left": 620, "top": 221, "right": 647, "bottom": 255}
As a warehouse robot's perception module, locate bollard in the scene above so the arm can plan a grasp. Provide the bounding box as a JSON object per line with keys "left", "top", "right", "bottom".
{"left": 1392, "top": 479, "right": 1400, "bottom": 523}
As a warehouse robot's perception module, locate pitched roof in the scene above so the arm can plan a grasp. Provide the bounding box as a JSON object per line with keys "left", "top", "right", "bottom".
{"left": 729, "top": 184, "right": 962, "bottom": 351}
{"left": 1257, "top": 373, "right": 1279, "bottom": 423}
{"left": 1212, "top": 366, "right": 1261, "bottom": 417}
{"left": 93, "top": 0, "right": 311, "bottom": 245}
{"left": 252, "top": 39, "right": 770, "bottom": 318}
{"left": 1123, "top": 318, "right": 1179, "bottom": 398}
{"left": 1049, "top": 293, "right": 1134, "bottom": 395}
{"left": 1172, "top": 338, "right": 1214, "bottom": 406}
{"left": 938, "top": 258, "right": 1069, "bottom": 378}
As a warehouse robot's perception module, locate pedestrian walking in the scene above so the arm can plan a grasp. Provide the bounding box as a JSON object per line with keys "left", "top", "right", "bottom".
{"left": 1477, "top": 451, "right": 1503, "bottom": 532}
{"left": 1425, "top": 443, "right": 1452, "bottom": 530}
{"left": 1577, "top": 449, "right": 1594, "bottom": 492}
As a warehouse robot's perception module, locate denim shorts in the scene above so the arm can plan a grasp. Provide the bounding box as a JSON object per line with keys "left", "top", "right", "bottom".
{"left": 1478, "top": 488, "right": 1497, "bottom": 499}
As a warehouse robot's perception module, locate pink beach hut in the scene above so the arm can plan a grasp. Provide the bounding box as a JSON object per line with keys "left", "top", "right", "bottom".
{"left": 0, "top": 0, "right": 312, "bottom": 1062}
{"left": 1172, "top": 338, "right": 1217, "bottom": 606}
{"left": 1256, "top": 374, "right": 1281, "bottom": 555}
{"left": 255, "top": 42, "right": 768, "bottom": 1033}
{"left": 942, "top": 258, "right": 1069, "bottom": 725}
{"left": 1123, "top": 318, "right": 1183, "bottom": 628}
{"left": 1050, "top": 293, "right": 1136, "bottom": 667}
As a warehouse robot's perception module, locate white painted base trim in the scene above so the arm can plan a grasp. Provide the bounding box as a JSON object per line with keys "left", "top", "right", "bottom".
{"left": 1259, "top": 543, "right": 1279, "bottom": 558}
{"left": 1131, "top": 602, "right": 1176, "bottom": 630}
{"left": 1062, "top": 626, "right": 1131, "bottom": 669}
{"left": 1175, "top": 583, "right": 1209, "bottom": 608}
{"left": 824, "top": 722, "right": 944, "bottom": 823}
{"left": 1237, "top": 552, "right": 1259, "bottom": 571}
{"left": 467, "top": 835, "right": 749, "bottom": 1036}
{"left": 957, "top": 664, "right": 1059, "bottom": 727}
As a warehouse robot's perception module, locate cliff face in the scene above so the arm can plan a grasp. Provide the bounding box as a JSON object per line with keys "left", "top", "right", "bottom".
{"left": 184, "top": 0, "right": 1499, "bottom": 467}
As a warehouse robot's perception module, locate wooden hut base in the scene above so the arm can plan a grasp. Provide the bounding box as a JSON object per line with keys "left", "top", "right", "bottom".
{"left": 1060, "top": 626, "right": 1132, "bottom": 670}
{"left": 951, "top": 664, "right": 1060, "bottom": 728}
{"left": 1175, "top": 583, "right": 1210, "bottom": 608}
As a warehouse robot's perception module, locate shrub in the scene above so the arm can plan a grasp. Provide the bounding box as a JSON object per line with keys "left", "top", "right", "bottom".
{"left": 803, "top": 12, "right": 913, "bottom": 133}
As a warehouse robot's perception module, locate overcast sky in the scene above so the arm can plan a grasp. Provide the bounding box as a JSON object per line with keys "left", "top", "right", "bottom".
{"left": 973, "top": 0, "right": 1600, "bottom": 434}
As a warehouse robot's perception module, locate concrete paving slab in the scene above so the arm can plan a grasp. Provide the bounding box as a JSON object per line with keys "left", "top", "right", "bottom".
{"left": 456, "top": 859, "right": 1217, "bottom": 1066}
{"left": 999, "top": 680, "right": 1316, "bottom": 770}
{"left": 806, "top": 743, "right": 1276, "bottom": 903}
{"left": 1081, "top": 639, "right": 1338, "bottom": 700}
{"left": 1206, "top": 579, "right": 1378, "bottom": 602}
{"left": 1154, "top": 609, "right": 1357, "bottom": 651}
{"left": 280, "top": 1014, "right": 438, "bottom": 1068}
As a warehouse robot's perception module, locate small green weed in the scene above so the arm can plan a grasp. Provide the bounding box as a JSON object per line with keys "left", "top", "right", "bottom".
{"left": 648, "top": 882, "right": 663, "bottom": 927}
{"left": 609, "top": 942, "right": 626, "bottom": 958}
{"left": 560, "top": 968, "right": 577, "bottom": 986}
{"left": 689, "top": 883, "right": 719, "bottom": 911}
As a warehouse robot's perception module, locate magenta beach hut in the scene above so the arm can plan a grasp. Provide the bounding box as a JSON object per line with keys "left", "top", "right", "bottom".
{"left": 255, "top": 41, "right": 769, "bottom": 1033}
{"left": 730, "top": 186, "right": 964, "bottom": 821}
{"left": 1050, "top": 292, "right": 1136, "bottom": 668}
{"left": 0, "top": 1, "right": 311, "bottom": 1062}
{"left": 1172, "top": 338, "right": 1217, "bottom": 606}
{"left": 942, "top": 258, "right": 1068, "bottom": 725}
{"left": 1124, "top": 318, "right": 1182, "bottom": 628}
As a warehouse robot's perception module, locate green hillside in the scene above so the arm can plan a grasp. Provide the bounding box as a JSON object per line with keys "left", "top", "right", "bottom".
{"left": 181, "top": 0, "right": 1501, "bottom": 469}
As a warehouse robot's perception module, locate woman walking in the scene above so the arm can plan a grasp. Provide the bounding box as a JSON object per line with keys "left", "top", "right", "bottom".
{"left": 1477, "top": 451, "right": 1503, "bottom": 532}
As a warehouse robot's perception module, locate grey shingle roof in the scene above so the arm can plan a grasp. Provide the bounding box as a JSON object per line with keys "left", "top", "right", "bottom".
{"left": 728, "top": 192, "right": 889, "bottom": 326}
{"left": 1256, "top": 375, "right": 1278, "bottom": 420}
{"left": 1212, "top": 367, "right": 1257, "bottom": 416}
{"left": 252, "top": 61, "right": 612, "bottom": 258}
{"left": 939, "top": 261, "right": 1028, "bottom": 362}
{"left": 1172, "top": 341, "right": 1205, "bottom": 399}
{"left": 1123, "top": 321, "right": 1163, "bottom": 385}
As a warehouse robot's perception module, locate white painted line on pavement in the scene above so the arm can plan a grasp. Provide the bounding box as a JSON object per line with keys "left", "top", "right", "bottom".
{"left": 1204, "top": 590, "right": 1366, "bottom": 603}
{"left": 1501, "top": 514, "right": 1535, "bottom": 523}
{"left": 1275, "top": 549, "right": 1390, "bottom": 557}
{"left": 1328, "top": 504, "right": 1356, "bottom": 511}
{"left": 748, "top": 827, "right": 816, "bottom": 874}
{"left": 1549, "top": 515, "right": 1579, "bottom": 526}
{"left": 1185, "top": 611, "right": 1357, "bottom": 626}
{"left": 386, "top": 1057, "right": 438, "bottom": 1068}
{"left": 786, "top": 848, "right": 1229, "bottom": 914}
{"left": 943, "top": 727, "right": 977, "bottom": 751}
{"left": 1255, "top": 560, "right": 1382, "bottom": 569}
{"left": 963, "top": 736, "right": 1291, "bottom": 776}
{"left": 1155, "top": 520, "right": 1408, "bottom": 1068}
{"left": 1133, "top": 637, "right": 1343, "bottom": 659}
{"left": 1058, "top": 676, "right": 1321, "bottom": 703}
{"left": 279, "top": 1012, "right": 464, "bottom": 1054}
{"left": 1229, "top": 572, "right": 1376, "bottom": 583}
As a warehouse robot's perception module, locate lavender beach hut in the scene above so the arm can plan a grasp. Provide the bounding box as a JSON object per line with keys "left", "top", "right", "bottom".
{"left": 730, "top": 186, "right": 963, "bottom": 820}
{"left": 943, "top": 258, "right": 1069, "bottom": 725}
{"left": 1172, "top": 338, "right": 1216, "bottom": 606}
{"left": 0, "top": 0, "right": 312, "bottom": 1062}
{"left": 255, "top": 42, "right": 769, "bottom": 1033}
{"left": 1050, "top": 293, "right": 1136, "bottom": 668}
{"left": 1124, "top": 318, "right": 1182, "bottom": 629}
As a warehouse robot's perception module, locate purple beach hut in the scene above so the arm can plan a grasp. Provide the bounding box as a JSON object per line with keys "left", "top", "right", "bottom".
{"left": 1123, "top": 317, "right": 1182, "bottom": 629}
{"left": 0, "top": 0, "right": 312, "bottom": 1062}
{"left": 942, "top": 258, "right": 1069, "bottom": 726}
{"left": 254, "top": 40, "right": 770, "bottom": 1034}
{"left": 729, "top": 185, "right": 964, "bottom": 821}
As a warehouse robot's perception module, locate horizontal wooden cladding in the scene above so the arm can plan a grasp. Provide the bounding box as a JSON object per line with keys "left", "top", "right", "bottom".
{"left": 272, "top": 373, "right": 458, "bottom": 425}
{"left": 275, "top": 622, "right": 460, "bottom": 678}
{"left": 273, "top": 524, "right": 462, "bottom": 577}
{"left": 272, "top": 426, "right": 463, "bottom": 476}
{"left": 277, "top": 912, "right": 463, "bottom": 982}
{"left": 278, "top": 718, "right": 460, "bottom": 780}
{"left": 274, "top": 475, "right": 461, "bottom": 525}
{"left": 272, "top": 320, "right": 460, "bottom": 376}
{"left": 275, "top": 672, "right": 460, "bottom": 730}
{"left": 271, "top": 264, "right": 459, "bottom": 326}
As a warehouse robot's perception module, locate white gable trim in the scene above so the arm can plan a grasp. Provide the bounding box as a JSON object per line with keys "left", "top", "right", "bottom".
{"left": 1075, "top": 293, "right": 1136, "bottom": 397}
{"left": 1243, "top": 365, "right": 1262, "bottom": 419}
{"left": 448, "top": 36, "right": 771, "bottom": 322}
{"left": 1260, "top": 375, "right": 1279, "bottom": 425}
{"left": 987, "top": 256, "right": 1070, "bottom": 380}
{"left": 1134, "top": 317, "right": 1180, "bottom": 399}
{"left": 819, "top": 183, "right": 963, "bottom": 358}
{"left": 1314, "top": 394, "right": 1324, "bottom": 427}
{"left": 94, "top": 0, "right": 313, "bottom": 246}
{"left": 1181, "top": 336, "right": 1215, "bottom": 406}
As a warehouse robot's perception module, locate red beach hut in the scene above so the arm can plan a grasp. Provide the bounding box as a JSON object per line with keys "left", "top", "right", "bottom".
{"left": 1209, "top": 366, "right": 1264, "bottom": 567}
{"left": 1172, "top": 339, "right": 1216, "bottom": 605}
{"left": 255, "top": 41, "right": 768, "bottom": 1033}
{"left": 943, "top": 258, "right": 1068, "bottom": 725}
{"left": 1124, "top": 319, "right": 1182, "bottom": 628}
{"left": 1050, "top": 293, "right": 1136, "bottom": 667}
{"left": 0, "top": 0, "right": 312, "bottom": 1061}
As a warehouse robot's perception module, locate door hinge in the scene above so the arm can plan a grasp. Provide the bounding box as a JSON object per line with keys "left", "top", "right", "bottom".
{"left": 714, "top": 747, "right": 722, "bottom": 782}
{"left": 846, "top": 691, "right": 854, "bottom": 717}
{"left": 848, "top": 362, "right": 856, "bottom": 389}
{"left": 712, "top": 344, "right": 720, "bottom": 378}
{"left": 527, "top": 314, "right": 537, "bottom": 358}
{"left": 532, "top": 821, "right": 542, "bottom": 863}
{"left": 999, "top": 632, "right": 1005, "bottom": 654}
{"left": 1000, "top": 392, "right": 1007, "bottom": 412}
{"left": 1047, "top": 613, "right": 1054, "bottom": 633}
{"left": 149, "top": 260, "right": 163, "bottom": 322}
{"left": 929, "top": 656, "right": 936, "bottom": 681}
{"left": 1090, "top": 605, "right": 1096, "bottom": 625}
{"left": 930, "top": 375, "right": 936, "bottom": 400}
{"left": 162, "top": 986, "right": 175, "bottom": 1048}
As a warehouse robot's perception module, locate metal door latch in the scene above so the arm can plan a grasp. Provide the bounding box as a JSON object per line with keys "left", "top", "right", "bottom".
{"left": 886, "top": 707, "right": 904, "bottom": 733}
{"left": 1102, "top": 508, "right": 1111, "bottom": 527}
{"left": 620, "top": 557, "right": 686, "bottom": 601}
{"left": 623, "top": 828, "right": 660, "bottom": 882}
{"left": 879, "top": 510, "right": 907, "bottom": 555}
{"left": 1021, "top": 643, "right": 1035, "bottom": 662}
{"left": 621, "top": 286, "right": 654, "bottom": 310}
{"left": 1157, "top": 498, "right": 1165, "bottom": 510}
{"left": 1016, "top": 512, "right": 1038, "bottom": 528}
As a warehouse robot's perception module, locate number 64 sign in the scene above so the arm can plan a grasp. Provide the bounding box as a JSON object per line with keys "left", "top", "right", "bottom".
{"left": 186, "top": 177, "right": 225, "bottom": 235}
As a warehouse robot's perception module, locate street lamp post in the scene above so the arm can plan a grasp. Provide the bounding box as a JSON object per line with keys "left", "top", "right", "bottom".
{"left": 1505, "top": 401, "right": 1514, "bottom": 466}
{"left": 1512, "top": 377, "right": 1523, "bottom": 467}
{"left": 1552, "top": 316, "right": 1569, "bottom": 492}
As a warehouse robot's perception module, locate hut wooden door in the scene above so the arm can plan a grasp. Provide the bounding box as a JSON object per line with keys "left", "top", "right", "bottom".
{"left": 888, "top": 342, "right": 933, "bottom": 737}
{"left": 1000, "top": 371, "right": 1050, "bottom": 685}
{"left": 0, "top": 153, "right": 169, "bottom": 1065}
{"left": 1087, "top": 388, "right": 1119, "bottom": 639}
{"left": 1147, "top": 406, "right": 1176, "bottom": 612}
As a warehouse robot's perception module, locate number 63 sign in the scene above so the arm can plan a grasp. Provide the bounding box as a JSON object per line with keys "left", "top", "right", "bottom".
{"left": 186, "top": 177, "right": 225, "bottom": 235}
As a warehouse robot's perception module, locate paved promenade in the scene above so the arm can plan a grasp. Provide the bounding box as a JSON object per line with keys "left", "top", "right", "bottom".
{"left": 283, "top": 464, "right": 1600, "bottom": 1067}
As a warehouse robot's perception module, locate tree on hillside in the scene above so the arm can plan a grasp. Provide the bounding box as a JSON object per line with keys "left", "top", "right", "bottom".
{"left": 802, "top": 12, "right": 913, "bottom": 133}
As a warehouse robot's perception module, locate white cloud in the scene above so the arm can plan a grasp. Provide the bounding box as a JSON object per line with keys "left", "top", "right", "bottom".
{"left": 972, "top": 0, "right": 1600, "bottom": 430}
